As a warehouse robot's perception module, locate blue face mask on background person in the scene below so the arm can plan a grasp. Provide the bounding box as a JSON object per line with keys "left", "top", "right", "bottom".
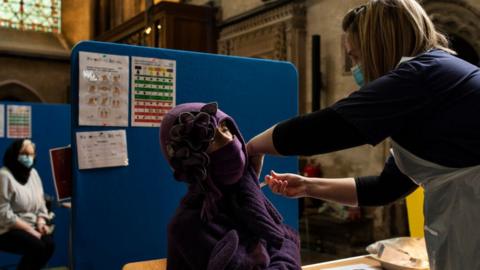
{"left": 351, "top": 64, "right": 365, "bottom": 87}
{"left": 18, "top": 154, "right": 34, "bottom": 168}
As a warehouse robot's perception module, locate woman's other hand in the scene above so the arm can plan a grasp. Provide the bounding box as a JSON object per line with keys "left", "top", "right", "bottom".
{"left": 29, "top": 228, "right": 42, "bottom": 239}
{"left": 36, "top": 217, "right": 49, "bottom": 235}
{"left": 265, "top": 171, "right": 308, "bottom": 198}
{"left": 37, "top": 223, "right": 49, "bottom": 235}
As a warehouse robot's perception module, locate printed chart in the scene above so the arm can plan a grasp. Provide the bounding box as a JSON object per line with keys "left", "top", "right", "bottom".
{"left": 7, "top": 105, "right": 31, "bottom": 138}
{"left": 131, "top": 56, "right": 176, "bottom": 127}
{"left": 79, "top": 52, "right": 129, "bottom": 127}
{"left": 76, "top": 129, "right": 128, "bottom": 170}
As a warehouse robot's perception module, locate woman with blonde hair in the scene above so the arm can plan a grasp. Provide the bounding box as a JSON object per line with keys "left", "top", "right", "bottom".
{"left": 0, "top": 139, "right": 54, "bottom": 270}
{"left": 247, "top": 0, "right": 480, "bottom": 269}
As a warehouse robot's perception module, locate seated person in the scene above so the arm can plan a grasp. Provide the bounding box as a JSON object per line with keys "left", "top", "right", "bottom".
{"left": 160, "top": 102, "right": 301, "bottom": 270}
{"left": 0, "top": 139, "right": 55, "bottom": 270}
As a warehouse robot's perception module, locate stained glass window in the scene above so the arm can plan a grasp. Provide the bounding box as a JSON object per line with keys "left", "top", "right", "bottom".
{"left": 0, "top": 0, "right": 61, "bottom": 33}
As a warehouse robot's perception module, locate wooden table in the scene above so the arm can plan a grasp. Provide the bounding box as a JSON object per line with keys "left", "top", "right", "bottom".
{"left": 302, "top": 255, "right": 381, "bottom": 269}
{"left": 121, "top": 255, "right": 381, "bottom": 270}
{"left": 122, "top": 258, "right": 167, "bottom": 270}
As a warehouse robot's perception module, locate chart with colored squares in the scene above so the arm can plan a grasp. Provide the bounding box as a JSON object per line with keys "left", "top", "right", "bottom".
{"left": 7, "top": 105, "right": 31, "bottom": 138}
{"left": 131, "top": 56, "right": 176, "bottom": 127}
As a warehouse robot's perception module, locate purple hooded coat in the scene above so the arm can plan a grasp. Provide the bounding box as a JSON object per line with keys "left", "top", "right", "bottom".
{"left": 160, "top": 103, "right": 301, "bottom": 270}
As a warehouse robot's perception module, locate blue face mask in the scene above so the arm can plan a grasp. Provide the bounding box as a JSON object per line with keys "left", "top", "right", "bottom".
{"left": 18, "top": 155, "right": 34, "bottom": 168}
{"left": 351, "top": 64, "right": 365, "bottom": 87}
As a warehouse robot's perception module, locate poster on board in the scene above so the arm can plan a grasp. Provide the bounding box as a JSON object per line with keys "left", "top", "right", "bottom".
{"left": 79, "top": 52, "right": 129, "bottom": 127}
{"left": 76, "top": 129, "right": 128, "bottom": 170}
{"left": 131, "top": 56, "right": 176, "bottom": 127}
{"left": 7, "top": 105, "right": 31, "bottom": 138}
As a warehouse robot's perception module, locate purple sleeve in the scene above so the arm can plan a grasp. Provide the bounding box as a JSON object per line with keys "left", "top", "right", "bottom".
{"left": 168, "top": 210, "right": 272, "bottom": 270}
{"left": 167, "top": 207, "right": 225, "bottom": 270}
{"left": 265, "top": 226, "right": 302, "bottom": 269}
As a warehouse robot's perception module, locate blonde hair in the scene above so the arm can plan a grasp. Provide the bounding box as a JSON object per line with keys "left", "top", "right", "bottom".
{"left": 342, "top": 0, "right": 455, "bottom": 83}
{"left": 20, "top": 139, "right": 36, "bottom": 154}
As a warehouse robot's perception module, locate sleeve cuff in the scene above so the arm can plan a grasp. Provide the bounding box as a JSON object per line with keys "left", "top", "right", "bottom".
{"left": 4, "top": 214, "right": 17, "bottom": 228}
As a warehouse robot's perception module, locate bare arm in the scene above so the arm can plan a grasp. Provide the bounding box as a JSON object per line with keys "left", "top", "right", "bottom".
{"left": 304, "top": 177, "right": 358, "bottom": 206}
{"left": 246, "top": 126, "right": 279, "bottom": 177}
{"left": 265, "top": 171, "right": 358, "bottom": 207}
{"left": 246, "top": 109, "right": 368, "bottom": 177}
{"left": 246, "top": 125, "right": 279, "bottom": 156}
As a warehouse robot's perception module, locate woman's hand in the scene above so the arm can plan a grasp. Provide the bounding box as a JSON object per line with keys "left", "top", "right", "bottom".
{"left": 264, "top": 171, "right": 308, "bottom": 198}
{"left": 36, "top": 217, "right": 49, "bottom": 235}
{"left": 37, "top": 223, "right": 49, "bottom": 235}
{"left": 28, "top": 228, "right": 42, "bottom": 239}
{"left": 12, "top": 217, "right": 43, "bottom": 239}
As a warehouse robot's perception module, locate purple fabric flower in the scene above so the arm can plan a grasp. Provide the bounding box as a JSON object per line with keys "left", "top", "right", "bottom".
{"left": 161, "top": 102, "right": 225, "bottom": 221}
{"left": 166, "top": 110, "right": 216, "bottom": 183}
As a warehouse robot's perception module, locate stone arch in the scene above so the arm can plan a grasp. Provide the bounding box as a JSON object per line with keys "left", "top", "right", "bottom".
{"left": 0, "top": 80, "right": 45, "bottom": 102}
{"left": 422, "top": 0, "right": 480, "bottom": 65}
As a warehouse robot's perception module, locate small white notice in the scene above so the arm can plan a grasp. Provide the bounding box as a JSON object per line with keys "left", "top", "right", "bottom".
{"left": 76, "top": 129, "right": 128, "bottom": 170}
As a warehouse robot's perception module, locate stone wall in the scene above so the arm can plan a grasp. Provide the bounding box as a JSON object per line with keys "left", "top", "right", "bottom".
{"left": 62, "top": 0, "right": 94, "bottom": 46}
{"left": 0, "top": 0, "right": 91, "bottom": 104}
{"left": 0, "top": 56, "right": 70, "bottom": 103}
{"left": 186, "top": 0, "right": 265, "bottom": 19}
{"left": 305, "top": 0, "right": 387, "bottom": 179}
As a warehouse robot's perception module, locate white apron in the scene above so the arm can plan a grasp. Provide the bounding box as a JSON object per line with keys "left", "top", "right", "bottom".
{"left": 390, "top": 140, "right": 480, "bottom": 270}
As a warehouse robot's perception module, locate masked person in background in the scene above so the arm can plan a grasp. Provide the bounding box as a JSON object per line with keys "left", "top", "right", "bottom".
{"left": 0, "top": 139, "right": 54, "bottom": 270}
{"left": 160, "top": 102, "right": 301, "bottom": 270}
{"left": 246, "top": 0, "right": 480, "bottom": 269}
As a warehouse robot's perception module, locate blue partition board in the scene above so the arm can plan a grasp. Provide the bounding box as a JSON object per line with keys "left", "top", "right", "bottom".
{"left": 70, "top": 41, "right": 298, "bottom": 270}
{"left": 0, "top": 102, "right": 70, "bottom": 268}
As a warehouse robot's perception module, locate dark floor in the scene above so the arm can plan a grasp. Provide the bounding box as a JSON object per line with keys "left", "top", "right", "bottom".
{"left": 301, "top": 248, "right": 342, "bottom": 265}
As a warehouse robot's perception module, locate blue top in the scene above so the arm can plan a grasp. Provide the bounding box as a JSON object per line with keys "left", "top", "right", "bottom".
{"left": 332, "top": 49, "right": 480, "bottom": 168}
{"left": 272, "top": 49, "right": 480, "bottom": 205}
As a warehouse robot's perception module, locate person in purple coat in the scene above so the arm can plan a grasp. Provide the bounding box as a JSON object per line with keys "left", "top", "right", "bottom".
{"left": 160, "top": 102, "right": 301, "bottom": 270}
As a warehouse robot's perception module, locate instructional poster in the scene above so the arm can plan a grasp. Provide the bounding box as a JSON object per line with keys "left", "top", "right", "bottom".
{"left": 131, "top": 56, "right": 176, "bottom": 127}
{"left": 0, "top": 104, "right": 4, "bottom": 138}
{"left": 79, "top": 52, "right": 129, "bottom": 127}
{"left": 76, "top": 130, "right": 128, "bottom": 170}
{"left": 7, "top": 105, "right": 31, "bottom": 138}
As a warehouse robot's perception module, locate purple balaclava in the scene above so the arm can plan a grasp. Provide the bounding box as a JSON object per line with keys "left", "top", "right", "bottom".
{"left": 160, "top": 102, "right": 247, "bottom": 220}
